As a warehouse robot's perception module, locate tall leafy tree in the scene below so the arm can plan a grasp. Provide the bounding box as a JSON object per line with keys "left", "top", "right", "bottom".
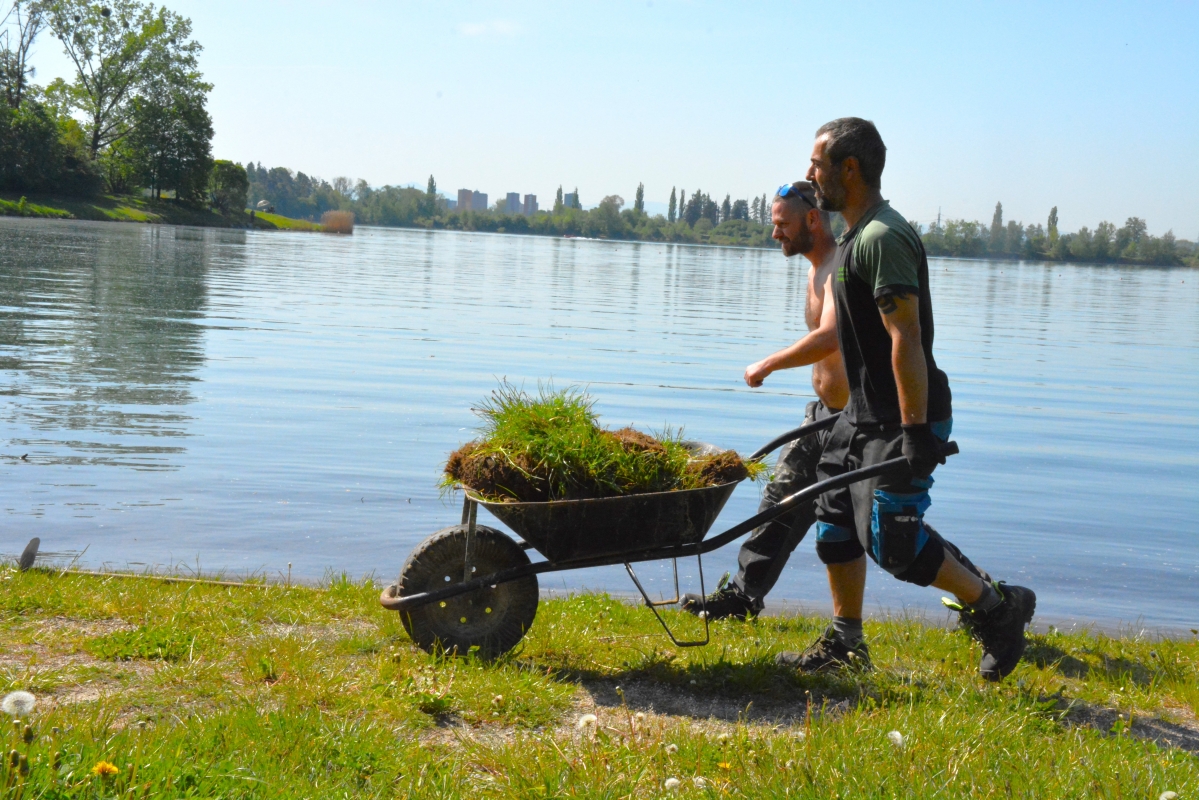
{"left": 678, "top": 189, "right": 686, "bottom": 224}
{"left": 42, "top": 0, "right": 203, "bottom": 158}
{"left": 571, "top": 187, "right": 580, "bottom": 209}
{"left": 667, "top": 186, "right": 676, "bottom": 223}
{"left": 1, "top": 1, "right": 44, "bottom": 108}
{"left": 426, "top": 174, "right": 435, "bottom": 197}
{"left": 634, "top": 182, "right": 644, "bottom": 213}
{"left": 720, "top": 194, "right": 731, "bottom": 223}
{"left": 553, "top": 184, "right": 563, "bottom": 213}
{"left": 125, "top": 44, "right": 211, "bottom": 199}
{"left": 1047, "top": 206, "right": 1059, "bottom": 244}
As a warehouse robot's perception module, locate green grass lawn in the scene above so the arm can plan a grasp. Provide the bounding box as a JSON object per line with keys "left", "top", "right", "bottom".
{"left": 0, "top": 192, "right": 322, "bottom": 231}
{"left": 1, "top": 563, "right": 1195, "bottom": 798}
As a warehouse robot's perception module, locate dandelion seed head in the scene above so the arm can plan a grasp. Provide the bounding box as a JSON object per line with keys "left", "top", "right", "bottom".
{"left": 665, "top": 743, "right": 678, "bottom": 754}
{"left": 793, "top": 730, "right": 806, "bottom": 741}
{"left": 1, "top": 691, "right": 35, "bottom": 717}
{"left": 887, "top": 730, "right": 905, "bottom": 747}
{"left": 576, "top": 713, "right": 598, "bottom": 731}
{"left": 664, "top": 777, "right": 681, "bottom": 791}
{"left": 1159, "top": 793, "right": 1177, "bottom": 800}
{"left": 693, "top": 776, "right": 708, "bottom": 788}
{"left": 491, "top": 694, "right": 504, "bottom": 706}
{"left": 634, "top": 711, "right": 646, "bottom": 721}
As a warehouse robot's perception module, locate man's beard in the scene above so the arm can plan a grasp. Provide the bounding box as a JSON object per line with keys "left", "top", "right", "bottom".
{"left": 814, "top": 175, "right": 847, "bottom": 212}
{"left": 782, "top": 223, "right": 815, "bottom": 256}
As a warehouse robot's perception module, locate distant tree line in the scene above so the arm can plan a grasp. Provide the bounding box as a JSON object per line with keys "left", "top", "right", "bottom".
{"left": 245, "top": 168, "right": 779, "bottom": 248}
{"left": 919, "top": 203, "right": 1194, "bottom": 267}
{"left": 0, "top": 0, "right": 247, "bottom": 213}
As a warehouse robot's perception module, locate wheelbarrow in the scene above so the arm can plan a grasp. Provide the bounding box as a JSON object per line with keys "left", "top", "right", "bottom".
{"left": 380, "top": 414, "right": 958, "bottom": 658}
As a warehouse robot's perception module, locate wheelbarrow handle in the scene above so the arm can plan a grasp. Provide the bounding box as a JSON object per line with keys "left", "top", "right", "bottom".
{"left": 750, "top": 413, "right": 840, "bottom": 460}
{"left": 698, "top": 440, "right": 959, "bottom": 555}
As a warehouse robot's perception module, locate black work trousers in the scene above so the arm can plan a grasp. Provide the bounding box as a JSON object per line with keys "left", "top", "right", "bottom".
{"left": 732, "top": 400, "right": 837, "bottom": 601}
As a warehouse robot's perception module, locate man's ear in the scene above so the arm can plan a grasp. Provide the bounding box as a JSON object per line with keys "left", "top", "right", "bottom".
{"left": 842, "top": 156, "right": 859, "bottom": 184}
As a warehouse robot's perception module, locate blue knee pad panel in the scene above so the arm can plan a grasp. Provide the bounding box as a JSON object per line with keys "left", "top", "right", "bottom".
{"left": 816, "top": 521, "right": 853, "bottom": 542}
{"left": 871, "top": 489, "right": 932, "bottom": 575}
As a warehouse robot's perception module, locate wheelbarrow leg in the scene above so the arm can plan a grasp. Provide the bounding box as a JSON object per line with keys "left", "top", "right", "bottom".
{"left": 625, "top": 556, "right": 710, "bottom": 647}
{"left": 461, "top": 494, "right": 478, "bottom": 583}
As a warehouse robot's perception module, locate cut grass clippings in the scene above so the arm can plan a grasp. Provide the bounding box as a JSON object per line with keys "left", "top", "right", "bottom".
{"left": 444, "top": 383, "right": 764, "bottom": 502}
{"left": 1, "top": 562, "right": 1197, "bottom": 797}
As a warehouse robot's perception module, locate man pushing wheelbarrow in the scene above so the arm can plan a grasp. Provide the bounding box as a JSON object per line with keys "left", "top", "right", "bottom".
{"left": 686, "top": 118, "right": 1035, "bottom": 682}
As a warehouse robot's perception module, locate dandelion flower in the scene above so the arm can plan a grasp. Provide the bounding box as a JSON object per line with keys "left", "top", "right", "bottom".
{"left": 91, "top": 761, "right": 120, "bottom": 778}
{"left": 887, "top": 730, "right": 905, "bottom": 748}
{"left": 576, "top": 713, "right": 598, "bottom": 731}
{"left": 693, "top": 776, "right": 708, "bottom": 788}
{"left": 1, "top": 691, "right": 35, "bottom": 717}
{"left": 664, "top": 777, "right": 681, "bottom": 791}
{"left": 665, "top": 743, "right": 678, "bottom": 754}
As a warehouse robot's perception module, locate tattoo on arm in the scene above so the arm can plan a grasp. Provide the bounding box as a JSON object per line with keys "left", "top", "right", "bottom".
{"left": 876, "top": 288, "right": 913, "bottom": 315}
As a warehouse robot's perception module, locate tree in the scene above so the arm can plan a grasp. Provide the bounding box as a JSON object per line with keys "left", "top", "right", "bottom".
{"left": 125, "top": 52, "right": 212, "bottom": 199}
{"left": 208, "top": 159, "right": 246, "bottom": 213}
{"left": 42, "top": 0, "right": 203, "bottom": 158}
{"left": 731, "top": 198, "right": 748, "bottom": 221}
{"left": 667, "top": 186, "right": 676, "bottom": 223}
{"left": 634, "top": 182, "right": 644, "bottom": 213}
{"left": 1, "top": 1, "right": 44, "bottom": 108}
{"left": 989, "top": 202, "right": 1004, "bottom": 253}
{"left": 426, "top": 174, "right": 435, "bottom": 197}
{"left": 720, "top": 194, "right": 731, "bottom": 223}
{"left": 678, "top": 189, "right": 686, "bottom": 224}
{"left": 571, "top": 187, "right": 581, "bottom": 209}
{"left": 1047, "top": 206, "right": 1059, "bottom": 244}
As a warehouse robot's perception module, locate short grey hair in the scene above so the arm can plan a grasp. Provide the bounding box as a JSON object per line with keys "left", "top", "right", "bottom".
{"left": 814, "top": 117, "right": 887, "bottom": 188}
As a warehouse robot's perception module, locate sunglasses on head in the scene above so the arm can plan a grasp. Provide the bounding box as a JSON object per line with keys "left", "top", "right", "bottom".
{"left": 777, "top": 183, "right": 815, "bottom": 208}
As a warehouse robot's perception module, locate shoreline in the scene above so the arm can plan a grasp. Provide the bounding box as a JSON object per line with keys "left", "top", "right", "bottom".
{"left": 6, "top": 549, "right": 1194, "bottom": 641}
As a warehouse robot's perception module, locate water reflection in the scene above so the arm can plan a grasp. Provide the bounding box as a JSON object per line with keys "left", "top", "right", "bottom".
{"left": 0, "top": 221, "right": 236, "bottom": 470}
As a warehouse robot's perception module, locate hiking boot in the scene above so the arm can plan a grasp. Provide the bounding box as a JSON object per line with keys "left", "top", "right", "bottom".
{"left": 945, "top": 583, "right": 1036, "bottom": 682}
{"left": 775, "top": 627, "right": 872, "bottom": 673}
{"left": 680, "top": 573, "right": 763, "bottom": 621}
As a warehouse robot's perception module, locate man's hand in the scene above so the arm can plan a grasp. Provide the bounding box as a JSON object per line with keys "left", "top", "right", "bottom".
{"left": 901, "top": 423, "right": 945, "bottom": 479}
{"left": 744, "top": 358, "right": 773, "bottom": 387}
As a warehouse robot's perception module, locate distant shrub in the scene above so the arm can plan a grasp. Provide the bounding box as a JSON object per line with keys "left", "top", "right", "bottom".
{"left": 321, "top": 210, "right": 354, "bottom": 234}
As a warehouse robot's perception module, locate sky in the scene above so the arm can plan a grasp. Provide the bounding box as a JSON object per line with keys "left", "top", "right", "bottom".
{"left": 24, "top": 0, "right": 1199, "bottom": 235}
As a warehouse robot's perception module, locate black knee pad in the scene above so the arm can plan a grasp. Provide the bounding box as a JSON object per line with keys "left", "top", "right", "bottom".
{"left": 815, "top": 522, "right": 864, "bottom": 564}
{"left": 870, "top": 489, "right": 943, "bottom": 583}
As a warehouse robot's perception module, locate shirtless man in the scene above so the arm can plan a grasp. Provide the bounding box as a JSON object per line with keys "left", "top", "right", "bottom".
{"left": 682, "top": 181, "right": 848, "bottom": 620}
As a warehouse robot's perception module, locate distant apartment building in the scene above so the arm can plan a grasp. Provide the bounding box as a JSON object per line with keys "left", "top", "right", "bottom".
{"left": 444, "top": 198, "right": 458, "bottom": 211}
{"left": 457, "top": 189, "right": 489, "bottom": 212}
{"left": 505, "top": 193, "right": 521, "bottom": 214}
{"left": 563, "top": 192, "right": 579, "bottom": 209}
{"left": 523, "top": 194, "right": 538, "bottom": 215}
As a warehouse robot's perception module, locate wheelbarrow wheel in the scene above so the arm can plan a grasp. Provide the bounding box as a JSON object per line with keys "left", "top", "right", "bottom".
{"left": 396, "top": 524, "right": 538, "bottom": 659}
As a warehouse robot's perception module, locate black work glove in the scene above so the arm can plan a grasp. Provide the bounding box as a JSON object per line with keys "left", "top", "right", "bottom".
{"left": 901, "top": 423, "right": 946, "bottom": 479}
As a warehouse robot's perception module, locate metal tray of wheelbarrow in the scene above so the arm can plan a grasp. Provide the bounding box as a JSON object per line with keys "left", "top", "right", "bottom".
{"left": 471, "top": 480, "right": 740, "bottom": 563}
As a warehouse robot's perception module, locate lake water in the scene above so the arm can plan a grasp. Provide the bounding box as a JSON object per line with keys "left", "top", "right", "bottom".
{"left": 2, "top": 219, "right": 1197, "bottom": 631}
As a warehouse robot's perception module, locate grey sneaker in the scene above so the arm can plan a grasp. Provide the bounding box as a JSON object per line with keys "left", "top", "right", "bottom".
{"left": 945, "top": 583, "right": 1036, "bottom": 682}
{"left": 775, "top": 626, "right": 872, "bottom": 673}
{"left": 681, "top": 573, "right": 763, "bottom": 621}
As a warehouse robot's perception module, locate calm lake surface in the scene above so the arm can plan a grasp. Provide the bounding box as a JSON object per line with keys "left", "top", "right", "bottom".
{"left": 2, "top": 219, "right": 1197, "bottom": 630}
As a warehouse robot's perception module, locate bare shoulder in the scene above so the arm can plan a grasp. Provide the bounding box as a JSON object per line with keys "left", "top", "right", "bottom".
{"left": 811, "top": 257, "right": 837, "bottom": 299}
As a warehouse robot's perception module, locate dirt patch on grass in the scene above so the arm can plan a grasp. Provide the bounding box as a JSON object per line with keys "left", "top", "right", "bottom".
{"left": 1057, "top": 697, "right": 1199, "bottom": 753}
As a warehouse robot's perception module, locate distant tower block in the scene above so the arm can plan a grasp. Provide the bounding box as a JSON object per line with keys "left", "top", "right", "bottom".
{"left": 472, "top": 191, "right": 488, "bottom": 211}
{"left": 522, "top": 194, "right": 538, "bottom": 215}
{"left": 564, "top": 192, "right": 579, "bottom": 209}
{"left": 506, "top": 193, "right": 521, "bottom": 214}
{"left": 457, "top": 189, "right": 472, "bottom": 211}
